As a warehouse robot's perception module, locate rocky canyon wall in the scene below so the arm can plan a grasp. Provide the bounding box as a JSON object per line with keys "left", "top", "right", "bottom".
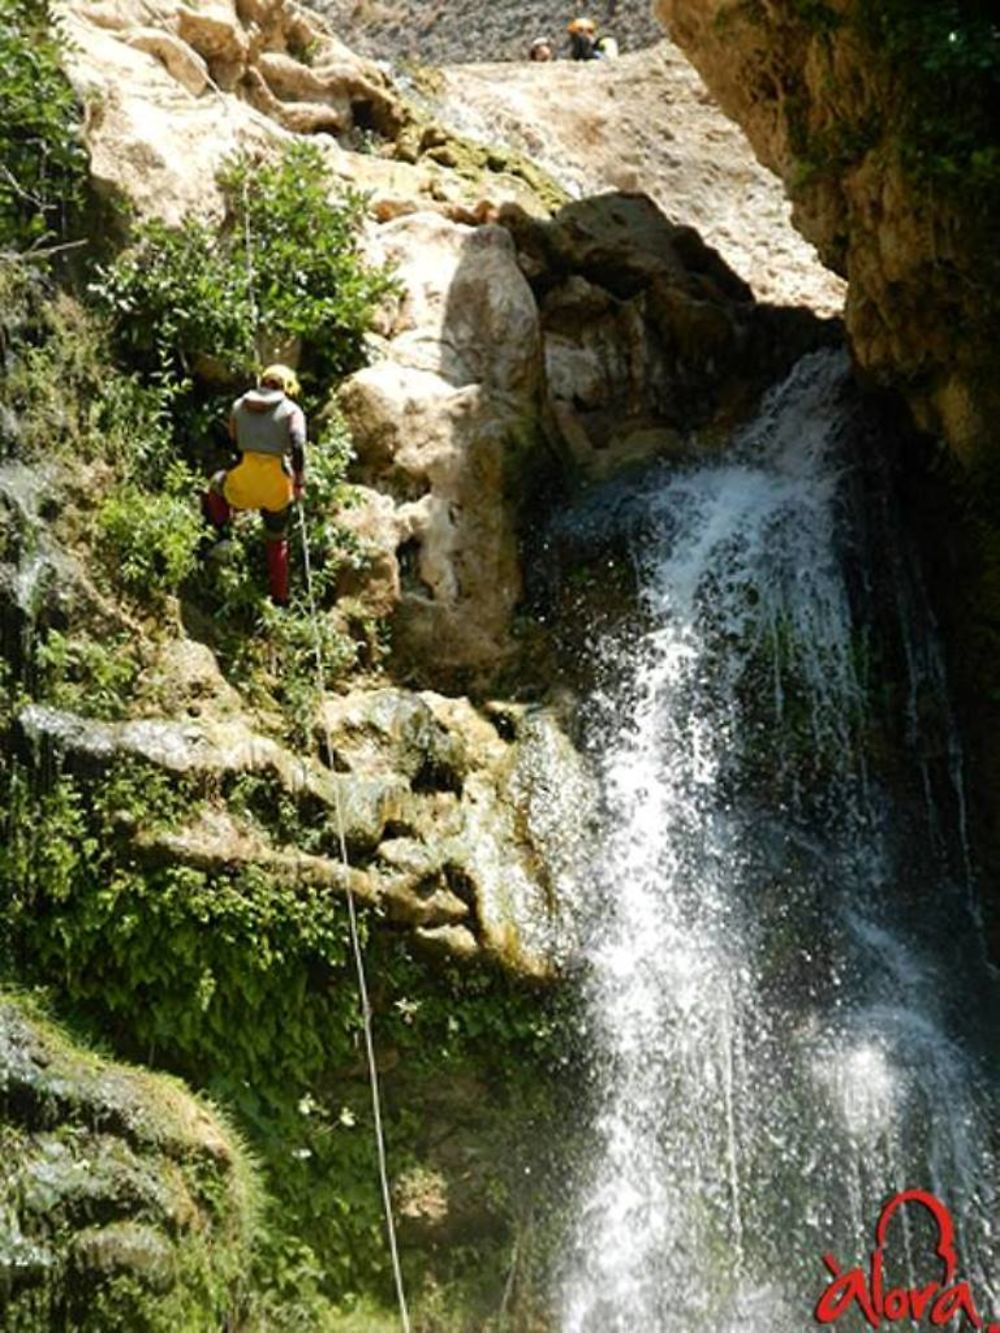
{"left": 654, "top": 0, "right": 999, "bottom": 467}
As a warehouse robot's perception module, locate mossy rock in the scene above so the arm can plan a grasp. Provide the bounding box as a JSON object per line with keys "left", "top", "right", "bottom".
{"left": 0, "top": 993, "right": 261, "bottom": 1331}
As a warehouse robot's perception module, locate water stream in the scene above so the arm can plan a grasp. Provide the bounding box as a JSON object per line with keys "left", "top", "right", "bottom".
{"left": 559, "top": 351, "right": 1000, "bottom": 1330}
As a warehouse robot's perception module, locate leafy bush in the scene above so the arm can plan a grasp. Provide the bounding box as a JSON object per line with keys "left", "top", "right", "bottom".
{"left": 97, "top": 461, "right": 204, "bottom": 600}
{"left": 0, "top": 266, "right": 179, "bottom": 480}
{"left": 36, "top": 629, "right": 140, "bottom": 719}
{"left": 0, "top": 0, "right": 88, "bottom": 248}
{"left": 91, "top": 142, "right": 397, "bottom": 392}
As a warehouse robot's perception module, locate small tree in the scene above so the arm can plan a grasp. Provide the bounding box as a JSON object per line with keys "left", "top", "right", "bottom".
{"left": 91, "top": 142, "right": 395, "bottom": 394}
{"left": 0, "top": 0, "right": 88, "bottom": 248}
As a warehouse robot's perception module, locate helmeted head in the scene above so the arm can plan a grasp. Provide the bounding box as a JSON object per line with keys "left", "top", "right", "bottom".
{"left": 258, "top": 363, "right": 301, "bottom": 399}
{"left": 530, "top": 36, "right": 553, "bottom": 60}
{"left": 567, "top": 16, "right": 597, "bottom": 35}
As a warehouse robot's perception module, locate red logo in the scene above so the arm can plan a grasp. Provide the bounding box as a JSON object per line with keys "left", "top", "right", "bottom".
{"left": 815, "top": 1189, "right": 999, "bottom": 1329}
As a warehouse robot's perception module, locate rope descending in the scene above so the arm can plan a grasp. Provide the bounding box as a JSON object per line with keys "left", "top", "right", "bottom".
{"left": 296, "top": 503, "right": 412, "bottom": 1333}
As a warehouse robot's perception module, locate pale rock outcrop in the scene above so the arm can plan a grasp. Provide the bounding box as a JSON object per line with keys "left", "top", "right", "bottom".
{"left": 337, "top": 213, "right": 547, "bottom": 686}
{"left": 334, "top": 195, "right": 836, "bottom": 675}
{"left": 437, "top": 47, "right": 846, "bottom": 317}
{"left": 60, "top": 0, "right": 414, "bottom": 221}
{"left": 125, "top": 28, "right": 209, "bottom": 97}
{"left": 16, "top": 689, "right": 593, "bottom": 975}
{"left": 174, "top": 2, "right": 249, "bottom": 89}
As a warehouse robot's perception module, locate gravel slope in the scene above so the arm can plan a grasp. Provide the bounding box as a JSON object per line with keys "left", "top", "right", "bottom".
{"left": 315, "top": 0, "right": 663, "bottom": 65}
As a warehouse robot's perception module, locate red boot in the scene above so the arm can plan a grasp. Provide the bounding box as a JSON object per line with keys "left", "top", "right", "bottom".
{"left": 265, "top": 538, "right": 290, "bottom": 606}
{"left": 201, "top": 488, "right": 231, "bottom": 531}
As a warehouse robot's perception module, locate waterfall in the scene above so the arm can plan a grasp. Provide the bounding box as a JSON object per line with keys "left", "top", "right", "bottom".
{"left": 559, "top": 350, "right": 1000, "bottom": 1331}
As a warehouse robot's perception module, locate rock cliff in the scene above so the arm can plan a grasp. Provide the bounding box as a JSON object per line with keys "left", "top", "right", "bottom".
{"left": 653, "top": 0, "right": 1000, "bottom": 466}
{"left": 1, "top": 0, "right": 850, "bottom": 1322}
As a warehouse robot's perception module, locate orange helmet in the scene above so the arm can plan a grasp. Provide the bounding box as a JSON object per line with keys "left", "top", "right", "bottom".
{"left": 567, "top": 16, "right": 597, "bottom": 34}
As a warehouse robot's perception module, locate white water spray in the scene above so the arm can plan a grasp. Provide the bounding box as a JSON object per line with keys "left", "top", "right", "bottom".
{"left": 560, "top": 352, "right": 999, "bottom": 1331}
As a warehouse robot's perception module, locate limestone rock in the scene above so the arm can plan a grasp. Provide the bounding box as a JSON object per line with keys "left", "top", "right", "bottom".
{"left": 125, "top": 28, "right": 209, "bottom": 97}
{"left": 242, "top": 66, "right": 345, "bottom": 134}
{"left": 61, "top": 0, "right": 414, "bottom": 221}
{"left": 434, "top": 46, "right": 846, "bottom": 316}
{"left": 316, "top": 688, "right": 595, "bottom": 975}
{"left": 174, "top": 2, "right": 250, "bottom": 89}
{"left": 503, "top": 192, "right": 839, "bottom": 481}
{"left": 16, "top": 688, "right": 593, "bottom": 975}
{"left": 337, "top": 213, "right": 547, "bottom": 686}
{"left": 372, "top": 213, "right": 542, "bottom": 392}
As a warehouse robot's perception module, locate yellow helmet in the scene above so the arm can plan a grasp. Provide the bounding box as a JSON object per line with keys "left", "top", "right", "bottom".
{"left": 568, "top": 16, "right": 596, "bottom": 34}
{"left": 260, "top": 363, "right": 300, "bottom": 398}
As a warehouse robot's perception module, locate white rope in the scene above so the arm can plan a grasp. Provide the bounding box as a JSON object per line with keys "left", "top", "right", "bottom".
{"left": 296, "top": 502, "right": 412, "bottom": 1333}
{"left": 211, "top": 84, "right": 409, "bottom": 1319}
{"left": 241, "top": 174, "right": 261, "bottom": 367}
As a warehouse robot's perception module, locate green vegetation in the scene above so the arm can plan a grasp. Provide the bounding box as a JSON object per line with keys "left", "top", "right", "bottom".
{"left": 0, "top": 10, "right": 572, "bottom": 1327}
{"left": 0, "top": 990, "right": 263, "bottom": 1332}
{"left": 1, "top": 758, "right": 572, "bottom": 1325}
{"left": 1, "top": 137, "right": 395, "bottom": 735}
{"left": 857, "top": 0, "right": 1000, "bottom": 205}
{"left": 0, "top": 0, "right": 88, "bottom": 248}
{"left": 96, "top": 464, "right": 205, "bottom": 602}
{"left": 91, "top": 142, "right": 397, "bottom": 395}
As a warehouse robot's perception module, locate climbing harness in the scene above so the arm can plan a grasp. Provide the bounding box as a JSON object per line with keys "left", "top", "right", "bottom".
{"left": 297, "top": 502, "right": 412, "bottom": 1333}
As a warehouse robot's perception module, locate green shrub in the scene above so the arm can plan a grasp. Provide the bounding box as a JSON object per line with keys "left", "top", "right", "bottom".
{"left": 96, "top": 461, "right": 203, "bottom": 600}
{"left": 857, "top": 0, "right": 1000, "bottom": 209}
{"left": 0, "top": 0, "right": 88, "bottom": 248}
{"left": 91, "top": 142, "right": 397, "bottom": 392}
{"left": 0, "top": 267, "right": 179, "bottom": 479}
{"left": 36, "top": 628, "right": 140, "bottom": 719}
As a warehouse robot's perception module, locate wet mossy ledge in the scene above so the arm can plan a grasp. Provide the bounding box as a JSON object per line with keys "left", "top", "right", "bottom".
{"left": 0, "top": 992, "right": 260, "bottom": 1331}
{"left": 1, "top": 749, "right": 577, "bottom": 1327}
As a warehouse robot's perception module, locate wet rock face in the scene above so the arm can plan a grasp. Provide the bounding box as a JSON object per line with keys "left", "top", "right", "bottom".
{"left": 16, "top": 686, "right": 594, "bottom": 977}
{"left": 653, "top": 0, "right": 1000, "bottom": 465}
{"left": 0, "top": 997, "right": 254, "bottom": 1330}
{"left": 337, "top": 194, "right": 837, "bottom": 689}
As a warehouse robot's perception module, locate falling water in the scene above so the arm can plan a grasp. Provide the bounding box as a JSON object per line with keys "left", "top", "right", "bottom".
{"left": 560, "top": 351, "right": 1000, "bottom": 1330}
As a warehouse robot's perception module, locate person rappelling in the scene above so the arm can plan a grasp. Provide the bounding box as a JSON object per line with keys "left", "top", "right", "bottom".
{"left": 201, "top": 363, "right": 306, "bottom": 607}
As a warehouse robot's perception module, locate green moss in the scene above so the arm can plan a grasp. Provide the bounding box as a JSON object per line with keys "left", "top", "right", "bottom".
{"left": 393, "top": 117, "right": 568, "bottom": 215}
{"left": 0, "top": 991, "right": 262, "bottom": 1332}
{"left": 1, "top": 756, "right": 576, "bottom": 1320}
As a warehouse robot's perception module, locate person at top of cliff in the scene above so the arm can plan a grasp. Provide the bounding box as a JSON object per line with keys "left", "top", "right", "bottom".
{"left": 201, "top": 363, "right": 306, "bottom": 607}
{"left": 529, "top": 36, "right": 554, "bottom": 60}
{"left": 567, "top": 16, "right": 599, "bottom": 59}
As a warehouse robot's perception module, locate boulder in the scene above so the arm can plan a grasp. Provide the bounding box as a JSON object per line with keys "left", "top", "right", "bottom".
{"left": 337, "top": 213, "right": 548, "bottom": 686}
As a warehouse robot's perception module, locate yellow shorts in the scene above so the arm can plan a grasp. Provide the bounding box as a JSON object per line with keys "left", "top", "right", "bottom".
{"left": 222, "top": 453, "right": 293, "bottom": 513}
